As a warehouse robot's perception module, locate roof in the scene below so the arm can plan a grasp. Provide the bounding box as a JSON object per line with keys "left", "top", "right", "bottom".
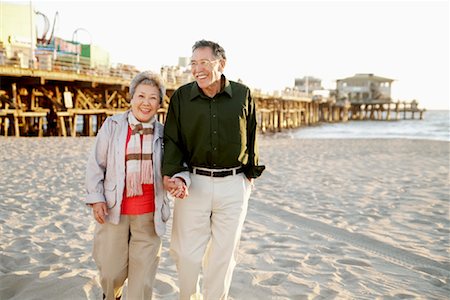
{"left": 337, "top": 73, "right": 394, "bottom": 83}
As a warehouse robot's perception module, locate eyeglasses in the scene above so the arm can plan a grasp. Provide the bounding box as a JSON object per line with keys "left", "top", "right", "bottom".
{"left": 189, "top": 59, "right": 219, "bottom": 68}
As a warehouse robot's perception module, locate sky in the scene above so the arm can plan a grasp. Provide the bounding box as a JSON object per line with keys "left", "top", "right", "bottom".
{"left": 11, "top": 0, "right": 450, "bottom": 109}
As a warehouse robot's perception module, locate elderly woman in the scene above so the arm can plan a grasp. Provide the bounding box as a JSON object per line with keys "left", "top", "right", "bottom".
{"left": 85, "top": 71, "right": 189, "bottom": 300}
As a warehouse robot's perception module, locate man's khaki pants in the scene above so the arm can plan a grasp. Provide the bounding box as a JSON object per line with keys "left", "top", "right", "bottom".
{"left": 170, "top": 173, "right": 252, "bottom": 300}
{"left": 93, "top": 212, "right": 161, "bottom": 300}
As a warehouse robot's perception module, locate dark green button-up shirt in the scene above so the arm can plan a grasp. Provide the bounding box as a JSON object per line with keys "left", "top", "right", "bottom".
{"left": 162, "top": 76, "right": 265, "bottom": 179}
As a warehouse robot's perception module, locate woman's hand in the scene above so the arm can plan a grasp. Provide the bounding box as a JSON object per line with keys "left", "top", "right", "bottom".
{"left": 163, "top": 176, "right": 189, "bottom": 199}
{"left": 92, "top": 202, "right": 108, "bottom": 224}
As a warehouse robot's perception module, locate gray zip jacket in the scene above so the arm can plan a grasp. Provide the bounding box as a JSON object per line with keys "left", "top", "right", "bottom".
{"left": 85, "top": 110, "right": 189, "bottom": 236}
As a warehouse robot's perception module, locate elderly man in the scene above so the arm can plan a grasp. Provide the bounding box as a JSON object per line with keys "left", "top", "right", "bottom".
{"left": 163, "top": 40, "right": 265, "bottom": 300}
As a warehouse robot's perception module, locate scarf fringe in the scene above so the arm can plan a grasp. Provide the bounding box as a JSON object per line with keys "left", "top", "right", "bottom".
{"left": 126, "top": 172, "right": 143, "bottom": 197}
{"left": 141, "top": 160, "right": 153, "bottom": 184}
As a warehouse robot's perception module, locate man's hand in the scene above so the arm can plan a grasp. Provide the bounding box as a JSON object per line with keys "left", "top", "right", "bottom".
{"left": 164, "top": 175, "right": 189, "bottom": 199}
{"left": 92, "top": 202, "right": 108, "bottom": 224}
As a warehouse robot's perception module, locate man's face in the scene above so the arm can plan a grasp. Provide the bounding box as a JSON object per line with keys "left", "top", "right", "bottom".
{"left": 190, "top": 47, "right": 224, "bottom": 91}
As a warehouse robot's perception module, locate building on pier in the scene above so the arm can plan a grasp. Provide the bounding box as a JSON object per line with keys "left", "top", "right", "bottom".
{"left": 294, "top": 76, "right": 323, "bottom": 95}
{"left": 334, "top": 73, "right": 426, "bottom": 122}
{"left": 336, "top": 73, "right": 393, "bottom": 103}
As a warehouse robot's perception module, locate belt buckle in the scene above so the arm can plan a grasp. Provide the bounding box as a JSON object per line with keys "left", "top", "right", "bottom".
{"left": 212, "top": 170, "right": 231, "bottom": 177}
{"left": 195, "top": 169, "right": 212, "bottom": 176}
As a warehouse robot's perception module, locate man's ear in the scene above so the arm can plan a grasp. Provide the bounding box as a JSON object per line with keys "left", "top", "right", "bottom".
{"left": 219, "top": 59, "right": 226, "bottom": 72}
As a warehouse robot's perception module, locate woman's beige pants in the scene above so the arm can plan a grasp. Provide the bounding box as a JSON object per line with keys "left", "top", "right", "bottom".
{"left": 93, "top": 212, "right": 161, "bottom": 300}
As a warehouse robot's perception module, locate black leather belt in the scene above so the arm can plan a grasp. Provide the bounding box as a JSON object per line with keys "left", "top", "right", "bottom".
{"left": 191, "top": 167, "right": 244, "bottom": 177}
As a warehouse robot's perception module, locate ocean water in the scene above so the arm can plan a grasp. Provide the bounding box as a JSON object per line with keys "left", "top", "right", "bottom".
{"left": 78, "top": 110, "right": 449, "bottom": 141}
{"left": 279, "top": 110, "right": 450, "bottom": 141}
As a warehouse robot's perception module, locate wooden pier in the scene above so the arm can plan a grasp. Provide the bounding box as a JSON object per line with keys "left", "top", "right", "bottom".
{"left": 348, "top": 101, "right": 426, "bottom": 121}
{"left": 254, "top": 95, "right": 425, "bottom": 133}
{"left": 0, "top": 65, "right": 425, "bottom": 137}
{"left": 0, "top": 63, "right": 170, "bottom": 137}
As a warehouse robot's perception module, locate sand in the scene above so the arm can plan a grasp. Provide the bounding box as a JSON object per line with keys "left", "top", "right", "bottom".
{"left": 0, "top": 136, "right": 449, "bottom": 299}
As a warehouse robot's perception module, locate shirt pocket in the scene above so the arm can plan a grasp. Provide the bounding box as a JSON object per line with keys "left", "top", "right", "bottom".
{"left": 104, "top": 181, "right": 117, "bottom": 209}
{"left": 224, "top": 116, "right": 246, "bottom": 145}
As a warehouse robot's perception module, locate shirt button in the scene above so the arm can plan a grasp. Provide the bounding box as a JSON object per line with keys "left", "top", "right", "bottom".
{"left": 213, "top": 163, "right": 217, "bottom": 167}
{"left": 212, "top": 114, "right": 216, "bottom": 118}
{"left": 213, "top": 147, "right": 217, "bottom": 150}
{"left": 213, "top": 130, "right": 217, "bottom": 134}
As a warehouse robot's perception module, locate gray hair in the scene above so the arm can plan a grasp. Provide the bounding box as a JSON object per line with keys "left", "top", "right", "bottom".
{"left": 192, "top": 40, "right": 226, "bottom": 60}
{"left": 129, "top": 71, "right": 166, "bottom": 104}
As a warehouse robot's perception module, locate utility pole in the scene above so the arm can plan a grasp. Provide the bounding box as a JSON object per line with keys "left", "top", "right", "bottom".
{"left": 29, "top": 0, "right": 35, "bottom": 68}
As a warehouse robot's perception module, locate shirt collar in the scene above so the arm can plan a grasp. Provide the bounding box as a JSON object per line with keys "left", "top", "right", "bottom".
{"left": 189, "top": 75, "right": 233, "bottom": 100}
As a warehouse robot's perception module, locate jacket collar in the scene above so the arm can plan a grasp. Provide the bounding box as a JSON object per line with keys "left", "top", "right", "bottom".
{"left": 110, "top": 110, "right": 163, "bottom": 139}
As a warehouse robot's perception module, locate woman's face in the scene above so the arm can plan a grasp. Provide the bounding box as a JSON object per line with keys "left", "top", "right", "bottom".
{"left": 130, "top": 84, "right": 161, "bottom": 122}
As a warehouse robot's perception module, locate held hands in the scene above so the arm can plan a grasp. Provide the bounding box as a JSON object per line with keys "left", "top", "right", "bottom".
{"left": 92, "top": 202, "right": 108, "bottom": 224}
{"left": 163, "top": 176, "right": 189, "bottom": 199}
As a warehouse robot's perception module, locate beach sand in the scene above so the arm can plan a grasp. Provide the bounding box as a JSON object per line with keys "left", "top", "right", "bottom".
{"left": 0, "top": 136, "right": 449, "bottom": 299}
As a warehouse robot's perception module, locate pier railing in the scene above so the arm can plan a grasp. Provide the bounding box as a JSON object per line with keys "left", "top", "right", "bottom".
{"left": 0, "top": 53, "right": 140, "bottom": 81}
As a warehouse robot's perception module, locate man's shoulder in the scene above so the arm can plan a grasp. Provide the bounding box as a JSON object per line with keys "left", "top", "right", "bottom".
{"left": 229, "top": 80, "right": 249, "bottom": 88}
{"left": 229, "top": 80, "right": 250, "bottom": 92}
{"left": 175, "top": 81, "right": 196, "bottom": 93}
{"left": 170, "top": 81, "right": 196, "bottom": 102}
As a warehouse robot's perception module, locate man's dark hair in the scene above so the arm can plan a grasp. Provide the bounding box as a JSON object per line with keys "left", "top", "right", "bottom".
{"left": 192, "top": 40, "right": 226, "bottom": 60}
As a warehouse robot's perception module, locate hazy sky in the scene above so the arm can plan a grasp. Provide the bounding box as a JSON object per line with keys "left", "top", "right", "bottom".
{"left": 22, "top": 0, "right": 450, "bottom": 109}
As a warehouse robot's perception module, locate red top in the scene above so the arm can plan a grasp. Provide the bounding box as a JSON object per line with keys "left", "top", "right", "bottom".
{"left": 121, "top": 126, "right": 155, "bottom": 215}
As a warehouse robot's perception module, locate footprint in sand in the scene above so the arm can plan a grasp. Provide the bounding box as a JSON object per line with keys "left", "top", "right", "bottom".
{"left": 284, "top": 212, "right": 450, "bottom": 279}
{"left": 304, "top": 255, "right": 322, "bottom": 266}
{"left": 254, "top": 272, "right": 288, "bottom": 287}
{"left": 336, "top": 258, "right": 371, "bottom": 267}
{"left": 276, "top": 258, "right": 301, "bottom": 269}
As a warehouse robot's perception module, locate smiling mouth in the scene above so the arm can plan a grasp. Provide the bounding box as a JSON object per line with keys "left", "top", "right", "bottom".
{"left": 196, "top": 73, "right": 207, "bottom": 80}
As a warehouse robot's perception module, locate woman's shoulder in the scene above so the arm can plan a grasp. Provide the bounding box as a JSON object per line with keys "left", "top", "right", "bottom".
{"left": 154, "top": 120, "right": 164, "bottom": 136}
{"left": 109, "top": 111, "right": 129, "bottom": 123}
{"left": 98, "top": 112, "right": 128, "bottom": 135}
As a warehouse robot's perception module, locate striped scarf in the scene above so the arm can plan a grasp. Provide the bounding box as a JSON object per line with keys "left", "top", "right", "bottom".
{"left": 126, "top": 113, "right": 155, "bottom": 197}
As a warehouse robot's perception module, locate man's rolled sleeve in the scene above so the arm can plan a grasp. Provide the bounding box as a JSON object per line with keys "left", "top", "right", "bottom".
{"left": 245, "top": 90, "right": 265, "bottom": 179}
{"left": 173, "top": 171, "right": 191, "bottom": 188}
